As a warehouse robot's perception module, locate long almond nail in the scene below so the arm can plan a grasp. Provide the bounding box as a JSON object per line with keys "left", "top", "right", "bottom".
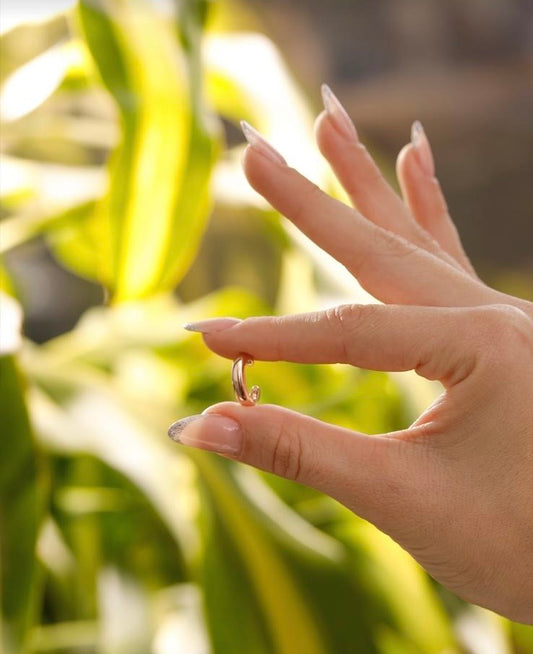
{"left": 411, "top": 120, "right": 435, "bottom": 176}
{"left": 321, "top": 84, "right": 358, "bottom": 141}
{"left": 184, "top": 317, "right": 242, "bottom": 334}
{"left": 240, "top": 121, "right": 287, "bottom": 165}
{"left": 168, "top": 413, "right": 243, "bottom": 456}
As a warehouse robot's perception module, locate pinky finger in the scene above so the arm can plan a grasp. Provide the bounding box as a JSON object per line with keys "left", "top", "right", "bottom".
{"left": 396, "top": 124, "right": 478, "bottom": 278}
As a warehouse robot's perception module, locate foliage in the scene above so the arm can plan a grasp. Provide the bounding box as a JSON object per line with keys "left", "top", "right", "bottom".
{"left": 1, "top": 1, "right": 531, "bottom": 652}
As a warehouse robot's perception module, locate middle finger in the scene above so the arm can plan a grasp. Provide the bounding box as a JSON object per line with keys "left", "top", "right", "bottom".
{"left": 242, "top": 140, "right": 493, "bottom": 307}
{"left": 315, "top": 99, "right": 463, "bottom": 273}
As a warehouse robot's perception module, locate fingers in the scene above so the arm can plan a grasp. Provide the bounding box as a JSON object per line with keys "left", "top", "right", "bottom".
{"left": 396, "top": 136, "right": 477, "bottom": 277}
{"left": 242, "top": 144, "right": 490, "bottom": 307}
{"left": 169, "top": 401, "right": 431, "bottom": 532}
{"left": 201, "top": 304, "right": 479, "bottom": 388}
{"left": 314, "top": 109, "right": 462, "bottom": 272}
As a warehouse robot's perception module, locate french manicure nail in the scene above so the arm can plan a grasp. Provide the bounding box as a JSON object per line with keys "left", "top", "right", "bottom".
{"left": 183, "top": 317, "right": 242, "bottom": 333}
{"left": 168, "top": 413, "right": 243, "bottom": 455}
{"left": 321, "top": 84, "right": 358, "bottom": 141}
{"left": 240, "top": 121, "right": 287, "bottom": 165}
{"left": 411, "top": 120, "right": 435, "bottom": 177}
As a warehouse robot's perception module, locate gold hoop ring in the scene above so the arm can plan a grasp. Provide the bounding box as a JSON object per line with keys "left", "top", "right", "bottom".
{"left": 232, "top": 354, "right": 261, "bottom": 406}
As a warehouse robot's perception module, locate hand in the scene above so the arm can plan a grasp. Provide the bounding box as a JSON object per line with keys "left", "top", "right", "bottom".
{"left": 169, "top": 87, "right": 533, "bottom": 623}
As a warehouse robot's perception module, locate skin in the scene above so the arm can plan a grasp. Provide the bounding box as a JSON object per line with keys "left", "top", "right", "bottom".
{"left": 174, "top": 104, "right": 533, "bottom": 624}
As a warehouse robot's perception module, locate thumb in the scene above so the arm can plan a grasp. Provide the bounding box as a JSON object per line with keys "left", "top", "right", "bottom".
{"left": 169, "top": 402, "right": 430, "bottom": 533}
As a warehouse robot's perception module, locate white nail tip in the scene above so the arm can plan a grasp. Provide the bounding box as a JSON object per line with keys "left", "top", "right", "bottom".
{"left": 411, "top": 120, "right": 424, "bottom": 147}
{"left": 240, "top": 120, "right": 286, "bottom": 165}
{"left": 321, "top": 83, "right": 357, "bottom": 140}
{"left": 410, "top": 120, "right": 435, "bottom": 176}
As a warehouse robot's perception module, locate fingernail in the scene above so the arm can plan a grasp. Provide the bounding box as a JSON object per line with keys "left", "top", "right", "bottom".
{"left": 184, "top": 317, "right": 242, "bottom": 334}
{"left": 240, "top": 121, "right": 287, "bottom": 165}
{"left": 321, "top": 84, "right": 358, "bottom": 141}
{"left": 411, "top": 120, "right": 435, "bottom": 177}
{"left": 168, "top": 413, "right": 243, "bottom": 456}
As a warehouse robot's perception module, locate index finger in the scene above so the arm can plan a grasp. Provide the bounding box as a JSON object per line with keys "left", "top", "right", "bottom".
{"left": 202, "top": 304, "right": 479, "bottom": 388}
{"left": 243, "top": 144, "right": 490, "bottom": 307}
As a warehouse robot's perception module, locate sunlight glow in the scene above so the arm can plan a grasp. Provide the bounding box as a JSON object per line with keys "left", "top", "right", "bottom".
{"left": 0, "top": 43, "right": 85, "bottom": 121}
{"left": 0, "top": 0, "right": 77, "bottom": 34}
{"left": 0, "top": 293, "right": 22, "bottom": 355}
{"left": 206, "top": 33, "right": 324, "bottom": 183}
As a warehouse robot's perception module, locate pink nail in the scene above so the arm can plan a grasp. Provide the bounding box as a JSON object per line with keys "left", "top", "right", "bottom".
{"left": 168, "top": 413, "right": 243, "bottom": 456}
{"left": 411, "top": 120, "right": 435, "bottom": 177}
{"left": 321, "top": 84, "right": 358, "bottom": 141}
{"left": 240, "top": 121, "right": 287, "bottom": 165}
{"left": 183, "top": 317, "right": 242, "bottom": 334}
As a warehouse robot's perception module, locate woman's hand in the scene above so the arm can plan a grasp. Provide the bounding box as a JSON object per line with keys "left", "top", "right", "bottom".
{"left": 169, "top": 86, "right": 533, "bottom": 623}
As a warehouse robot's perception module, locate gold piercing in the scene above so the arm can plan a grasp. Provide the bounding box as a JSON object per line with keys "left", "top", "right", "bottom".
{"left": 232, "top": 354, "right": 260, "bottom": 406}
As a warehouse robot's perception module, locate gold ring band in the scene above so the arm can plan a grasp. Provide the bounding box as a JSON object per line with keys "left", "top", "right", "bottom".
{"left": 232, "top": 354, "right": 260, "bottom": 406}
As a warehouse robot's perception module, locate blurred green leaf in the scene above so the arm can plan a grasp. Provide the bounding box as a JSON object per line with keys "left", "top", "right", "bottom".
{"left": 0, "top": 14, "right": 70, "bottom": 83}
{"left": 1, "top": 201, "right": 97, "bottom": 260}
{"left": 0, "top": 265, "right": 17, "bottom": 297}
{"left": 4, "top": 3, "right": 526, "bottom": 651}
{"left": 196, "top": 454, "right": 347, "bottom": 654}
{"left": 510, "top": 622, "right": 533, "bottom": 651}
{"left": 21, "top": 285, "right": 457, "bottom": 652}
{"left": 0, "top": 353, "right": 42, "bottom": 654}
{"left": 350, "top": 519, "right": 456, "bottom": 653}
{"left": 29, "top": 620, "right": 98, "bottom": 652}
{"left": 29, "top": 382, "right": 199, "bottom": 564}
{"left": 0, "top": 41, "right": 90, "bottom": 122}
{"left": 72, "top": 0, "right": 220, "bottom": 300}
{"left": 46, "top": 201, "right": 110, "bottom": 284}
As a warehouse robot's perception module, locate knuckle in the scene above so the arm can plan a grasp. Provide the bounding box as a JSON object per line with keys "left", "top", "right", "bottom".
{"left": 324, "top": 305, "right": 356, "bottom": 358}
{"left": 270, "top": 315, "right": 286, "bottom": 359}
{"left": 323, "top": 304, "right": 381, "bottom": 363}
{"left": 290, "top": 177, "right": 324, "bottom": 224}
{"left": 270, "top": 417, "right": 305, "bottom": 483}
{"left": 324, "top": 305, "right": 350, "bottom": 362}
{"left": 325, "top": 303, "right": 352, "bottom": 329}
{"left": 481, "top": 303, "right": 532, "bottom": 344}
{"left": 343, "top": 150, "right": 385, "bottom": 197}
{"left": 471, "top": 304, "right": 533, "bottom": 365}
{"left": 366, "top": 228, "right": 420, "bottom": 274}
{"left": 325, "top": 302, "right": 374, "bottom": 327}
{"left": 363, "top": 166, "right": 386, "bottom": 188}
{"left": 430, "top": 178, "right": 450, "bottom": 213}
{"left": 356, "top": 145, "right": 386, "bottom": 184}
{"left": 380, "top": 229, "right": 419, "bottom": 258}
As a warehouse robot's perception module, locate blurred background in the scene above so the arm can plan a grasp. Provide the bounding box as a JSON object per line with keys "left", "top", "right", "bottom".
{"left": 1, "top": 1, "right": 532, "bottom": 653}
{"left": 258, "top": 0, "right": 533, "bottom": 291}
